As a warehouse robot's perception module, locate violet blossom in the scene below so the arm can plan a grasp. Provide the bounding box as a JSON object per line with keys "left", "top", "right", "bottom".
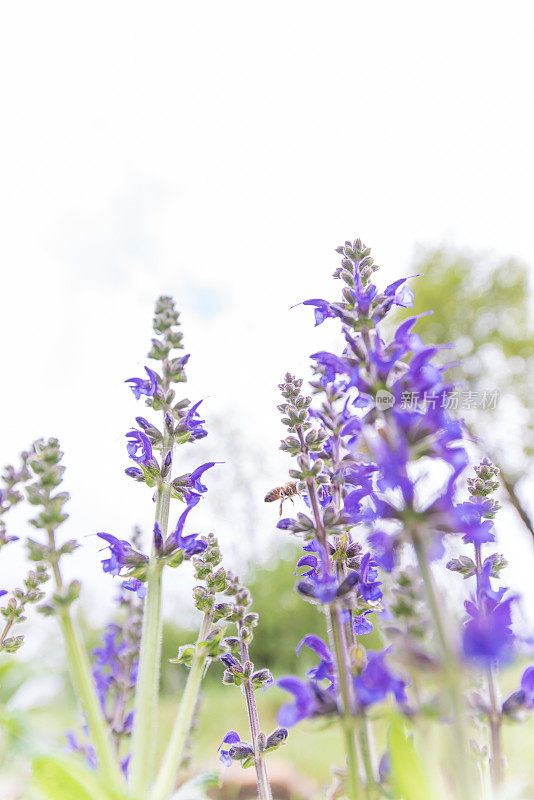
{"left": 125, "top": 367, "right": 158, "bottom": 400}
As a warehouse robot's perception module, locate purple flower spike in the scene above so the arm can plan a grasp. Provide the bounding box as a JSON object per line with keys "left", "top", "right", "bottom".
{"left": 125, "top": 429, "right": 153, "bottom": 465}
{"left": 125, "top": 367, "right": 158, "bottom": 400}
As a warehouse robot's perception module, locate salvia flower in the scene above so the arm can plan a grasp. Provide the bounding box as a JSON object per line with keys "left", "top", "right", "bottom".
{"left": 218, "top": 731, "right": 253, "bottom": 766}
{"left": 277, "top": 676, "right": 338, "bottom": 726}
{"left": 96, "top": 533, "right": 148, "bottom": 597}
{"left": 184, "top": 400, "right": 208, "bottom": 441}
{"left": 183, "top": 461, "right": 220, "bottom": 502}
{"left": 125, "top": 367, "right": 158, "bottom": 400}
{"left": 125, "top": 429, "right": 153, "bottom": 465}
{"left": 353, "top": 649, "right": 408, "bottom": 708}
{"left": 296, "top": 635, "right": 334, "bottom": 683}
{"left": 462, "top": 561, "right": 516, "bottom": 665}
{"left": 168, "top": 498, "right": 207, "bottom": 557}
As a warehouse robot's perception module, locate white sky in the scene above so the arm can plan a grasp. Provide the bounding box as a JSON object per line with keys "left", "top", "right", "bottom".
{"left": 1, "top": 2, "right": 534, "bottom": 646}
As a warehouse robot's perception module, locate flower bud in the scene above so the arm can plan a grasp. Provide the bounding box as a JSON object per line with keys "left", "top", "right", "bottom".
{"left": 228, "top": 743, "right": 255, "bottom": 761}
{"left": 264, "top": 728, "right": 288, "bottom": 750}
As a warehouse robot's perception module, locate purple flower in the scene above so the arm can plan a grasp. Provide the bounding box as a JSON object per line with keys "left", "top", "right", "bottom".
{"left": 358, "top": 553, "right": 383, "bottom": 604}
{"left": 0, "top": 589, "right": 7, "bottom": 598}
{"left": 462, "top": 562, "right": 516, "bottom": 665}
{"left": 296, "top": 569, "right": 359, "bottom": 604}
{"left": 300, "top": 298, "right": 338, "bottom": 326}
{"left": 125, "top": 466, "right": 144, "bottom": 481}
{"left": 353, "top": 649, "right": 408, "bottom": 708}
{"left": 125, "top": 367, "right": 158, "bottom": 400}
{"left": 218, "top": 730, "right": 242, "bottom": 766}
{"left": 520, "top": 666, "right": 534, "bottom": 708}
{"left": 294, "top": 554, "right": 319, "bottom": 577}
{"left": 184, "top": 462, "right": 220, "bottom": 501}
{"left": 277, "top": 676, "right": 337, "bottom": 726}
{"left": 65, "top": 730, "right": 97, "bottom": 770}
{"left": 184, "top": 400, "right": 208, "bottom": 441}
{"left": 350, "top": 274, "right": 378, "bottom": 316}
{"left": 456, "top": 500, "right": 496, "bottom": 546}
{"left": 153, "top": 522, "right": 163, "bottom": 551}
{"left": 168, "top": 498, "right": 207, "bottom": 556}
{"left": 96, "top": 532, "right": 148, "bottom": 577}
{"left": 310, "top": 351, "right": 351, "bottom": 384}
{"left": 383, "top": 277, "right": 416, "bottom": 309}
{"left": 125, "top": 429, "right": 153, "bottom": 465}
{"left": 121, "top": 578, "right": 146, "bottom": 599}
{"left": 296, "top": 635, "right": 334, "bottom": 683}
{"left": 353, "top": 610, "right": 374, "bottom": 635}
{"left": 367, "top": 531, "right": 397, "bottom": 573}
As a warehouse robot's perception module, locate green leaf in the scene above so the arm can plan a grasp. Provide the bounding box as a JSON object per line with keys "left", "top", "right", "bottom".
{"left": 171, "top": 771, "right": 221, "bottom": 800}
{"left": 32, "top": 756, "right": 127, "bottom": 800}
{"left": 389, "top": 716, "right": 434, "bottom": 800}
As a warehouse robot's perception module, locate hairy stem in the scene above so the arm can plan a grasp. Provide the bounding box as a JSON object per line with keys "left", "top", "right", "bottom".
{"left": 240, "top": 637, "right": 273, "bottom": 800}
{"left": 151, "top": 611, "right": 213, "bottom": 800}
{"left": 411, "top": 530, "right": 472, "bottom": 800}
{"left": 328, "top": 606, "right": 361, "bottom": 799}
{"left": 130, "top": 428, "right": 174, "bottom": 795}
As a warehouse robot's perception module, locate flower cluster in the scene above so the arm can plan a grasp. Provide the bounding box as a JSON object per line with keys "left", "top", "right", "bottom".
{"left": 24, "top": 439, "right": 80, "bottom": 615}
{"left": 270, "top": 239, "right": 499, "bottom": 797}
{"left": 97, "top": 296, "right": 220, "bottom": 598}
{"left": 277, "top": 636, "right": 407, "bottom": 726}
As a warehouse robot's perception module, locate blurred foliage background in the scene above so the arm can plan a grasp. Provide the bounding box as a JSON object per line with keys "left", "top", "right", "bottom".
{"left": 1, "top": 246, "right": 534, "bottom": 798}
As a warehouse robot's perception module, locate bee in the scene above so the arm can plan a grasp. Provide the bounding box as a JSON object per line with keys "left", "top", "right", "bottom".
{"left": 264, "top": 481, "right": 299, "bottom": 516}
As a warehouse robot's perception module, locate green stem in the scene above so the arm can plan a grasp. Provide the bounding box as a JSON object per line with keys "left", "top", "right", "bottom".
{"left": 0, "top": 619, "right": 14, "bottom": 647}
{"left": 411, "top": 530, "right": 472, "bottom": 800}
{"left": 47, "top": 529, "right": 124, "bottom": 791}
{"left": 129, "top": 560, "right": 164, "bottom": 794}
{"left": 342, "top": 722, "right": 361, "bottom": 800}
{"left": 151, "top": 612, "right": 213, "bottom": 800}
{"left": 130, "top": 428, "right": 174, "bottom": 794}
{"left": 358, "top": 717, "right": 378, "bottom": 799}
{"left": 59, "top": 610, "right": 125, "bottom": 791}
{"left": 487, "top": 664, "right": 503, "bottom": 787}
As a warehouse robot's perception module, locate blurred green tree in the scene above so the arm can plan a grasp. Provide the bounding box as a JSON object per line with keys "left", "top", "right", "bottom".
{"left": 402, "top": 247, "right": 534, "bottom": 537}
